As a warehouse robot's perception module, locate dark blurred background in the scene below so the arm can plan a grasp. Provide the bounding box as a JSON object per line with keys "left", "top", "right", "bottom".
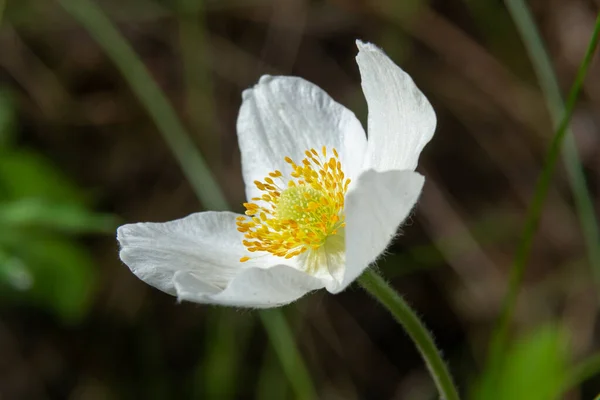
{"left": 0, "top": 0, "right": 599, "bottom": 398}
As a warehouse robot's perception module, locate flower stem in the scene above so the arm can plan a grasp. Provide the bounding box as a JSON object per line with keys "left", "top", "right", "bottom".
{"left": 358, "top": 269, "right": 460, "bottom": 400}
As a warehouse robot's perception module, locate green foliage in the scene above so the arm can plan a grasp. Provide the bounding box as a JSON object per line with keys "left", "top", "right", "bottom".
{"left": 0, "top": 149, "right": 85, "bottom": 202}
{"left": 0, "top": 198, "right": 117, "bottom": 234}
{"left": 473, "top": 326, "right": 569, "bottom": 400}
{"left": 0, "top": 235, "right": 96, "bottom": 323}
{"left": 0, "top": 89, "right": 114, "bottom": 324}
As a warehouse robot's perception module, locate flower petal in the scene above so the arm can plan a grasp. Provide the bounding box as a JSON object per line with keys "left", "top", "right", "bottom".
{"left": 174, "top": 265, "right": 324, "bottom": 308}
{"left": 117, "top": 211, "right": 276, "bottom": 295}
{"left": 356, "top": 40, "right": 436, "bottom": 172}
{"left": 328, "top": 169, "right": 425, "bottom": 293}
{"left": 237, "top": 75, "right": 367, "bottom": 200}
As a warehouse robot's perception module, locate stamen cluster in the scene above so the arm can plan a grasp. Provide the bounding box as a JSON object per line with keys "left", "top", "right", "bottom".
{"left": 236, "top": 147, "right": 350, "bottom": 263}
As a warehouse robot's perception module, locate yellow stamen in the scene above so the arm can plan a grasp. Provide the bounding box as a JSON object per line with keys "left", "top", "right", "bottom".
{"left": 237, "top": 147, "right": 350, "bottom": 267}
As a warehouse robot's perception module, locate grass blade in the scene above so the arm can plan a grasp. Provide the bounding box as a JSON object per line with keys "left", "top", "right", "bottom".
{"left": 259, "top": 310, "right": 317, "bottom": 400}
{"left": 491, "top": 7, "right": 600, "bottom": 359}
{"left": 59, "top": 0, "right": 227, "bottom": 210}
{"left": 176, "top": 0, "right": 220, "bottom": 160}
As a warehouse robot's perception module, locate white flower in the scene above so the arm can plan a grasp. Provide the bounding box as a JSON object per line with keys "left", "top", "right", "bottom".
{"left": 117, "top": 40, "right": 436, "bottom": 308}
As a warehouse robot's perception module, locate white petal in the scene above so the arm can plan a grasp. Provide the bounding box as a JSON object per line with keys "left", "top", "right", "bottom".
{"left": 117, "top": 211, "right": 272, "bottom": 295}
{"left": 356, "top": 40, "right": 436, "bottom": 172}
{"left": 237, "top": 75, "right": 367, "bottom": 200}
{"left": 328, "top": 169, "right": 425, "bottom": 293}
{"left": 297, "top": 234, "right": 346, "bottom": 292}
{"left": 174, "top": 265, "right": 324, "bottom": 308}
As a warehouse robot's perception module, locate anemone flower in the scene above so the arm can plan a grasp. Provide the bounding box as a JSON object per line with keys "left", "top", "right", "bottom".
{"left": 117, "top": 40, "right": 436, "bottom": 308}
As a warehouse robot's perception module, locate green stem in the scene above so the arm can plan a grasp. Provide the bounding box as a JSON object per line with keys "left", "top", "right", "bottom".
{"left": 259, "top": 310, "right": 317, "bottom": 400}
{"left": 490, "top": 9, "right": 600, "bottom": 361}
{"left": 58, "top": 0, "right": 227, "bottom": 210}
{"left": 358, "top": 269, "right": 460, "bottom": 400}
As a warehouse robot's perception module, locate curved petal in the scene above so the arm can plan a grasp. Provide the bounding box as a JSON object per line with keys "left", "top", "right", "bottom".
{"left": 356, "top": 40, "right": 436, "bottom": 172}
{"left": 237, "top": 75, "right": 367, "bottom": 201}
{"left": 117, "top": 211, "right": 280, "bottom": 295}
{"left": 328, "top": 169, "right": 425, "bottom": 293}
{"left": 174, "top": 265, "right": 324, "bottom": 308}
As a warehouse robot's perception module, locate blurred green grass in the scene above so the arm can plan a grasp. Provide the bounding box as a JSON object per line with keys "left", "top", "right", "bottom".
{"left": 0, "top": 88, "right": 118, "bottom": 323}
